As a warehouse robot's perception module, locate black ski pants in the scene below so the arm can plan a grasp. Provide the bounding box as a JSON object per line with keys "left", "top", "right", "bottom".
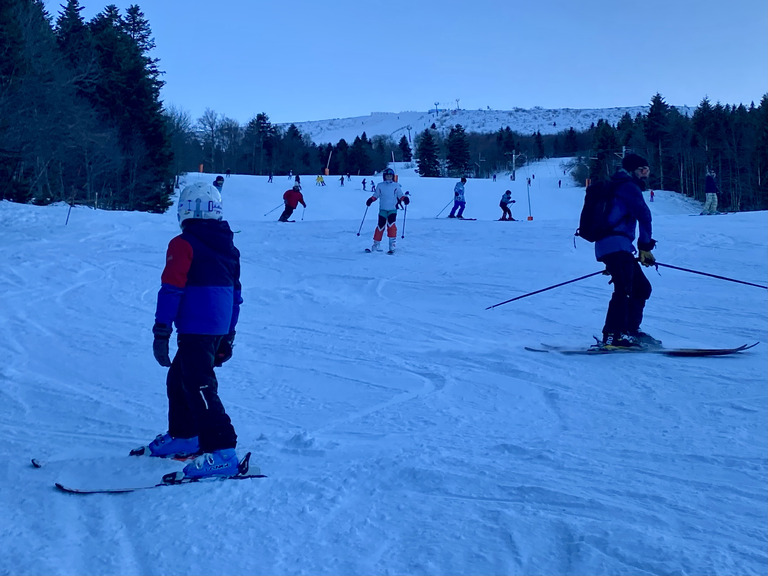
{"left": 600, "top": 250, "right": 652, "bottom": 337}
{"left": 166, "top": 334, "right": 237, "bottom": 453}
{"left": 278, "top": 205, "right": 296, "bottom": 222}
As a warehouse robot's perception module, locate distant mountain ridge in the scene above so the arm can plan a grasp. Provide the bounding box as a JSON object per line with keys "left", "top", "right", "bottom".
{"left": 284, "top": 105, "right": 694, "bottom": 145}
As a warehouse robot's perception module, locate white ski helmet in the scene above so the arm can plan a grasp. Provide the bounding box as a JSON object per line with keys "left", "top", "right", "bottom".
{"left": 177, "top": 182, "right": 223, "bottom": 226}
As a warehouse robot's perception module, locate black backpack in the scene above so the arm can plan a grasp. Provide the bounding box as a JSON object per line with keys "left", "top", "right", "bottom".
{"left": 575, "top": 180, "right": 618, "bottom": 242}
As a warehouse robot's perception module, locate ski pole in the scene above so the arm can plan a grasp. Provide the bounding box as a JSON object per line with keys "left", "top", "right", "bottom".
{"left": 655, "top": 262, "right": 767, "bottom": 290}
{"left": 263, "top": 202, "right": 282, "bottom": 217}
{"left": 435, "top": 199, "right": 452, "bottom": 218}
{"left": 401, "top": 204, "right": 407, "bottom": 238}
{"left": 356, "top": 205, "right": 369, "bottom": 236}
{"left": 301, "top": 206, "right": 306, "bottom": 221}
{"left": 486, "top": 270, "right": 605, "bottom": 310}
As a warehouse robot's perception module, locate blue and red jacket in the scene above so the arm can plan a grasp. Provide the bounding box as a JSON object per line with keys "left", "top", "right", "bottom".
{"left": 155, "top": 219, "right": 242, "bottom": 335}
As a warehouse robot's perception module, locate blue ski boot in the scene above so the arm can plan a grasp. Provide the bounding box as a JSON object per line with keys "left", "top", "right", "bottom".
{"left": 145, "top": 432, "right": 200, "bottom": 458}
{"left": 182, "top": 448, "right": 239, "bottom": 479}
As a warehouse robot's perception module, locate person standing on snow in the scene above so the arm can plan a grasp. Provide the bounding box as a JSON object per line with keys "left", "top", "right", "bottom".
{"left": 499, "top": 190, "right": 516, "bottom": 220}
{"left": 213, "top": 175, "right": 225, "bottom": 193}
{"left": 701, "top": 169, "right": 719, "bottom": 215}
{"left": 448, "top": 176, "right": 467, "bottom": 218}
{"left": 279, "top": 183, "right": 307, "bottom": 222}
{"left": 365, "top": 167, "right": 409, "bottom": 253}
{"left": 595, "top": 153, "right": 659, "bottom": 350}
{"left": 143, "top": 181, "right": 243, "bottom": 479}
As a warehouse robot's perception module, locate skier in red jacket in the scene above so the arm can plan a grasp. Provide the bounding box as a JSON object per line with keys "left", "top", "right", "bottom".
{"left": 279, "top": 183, "right": 307, "bottom": 222}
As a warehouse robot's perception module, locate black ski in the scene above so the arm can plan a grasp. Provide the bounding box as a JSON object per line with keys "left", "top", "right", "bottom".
{"left": 525, "top": 342, "right": 759, "bottom": 357}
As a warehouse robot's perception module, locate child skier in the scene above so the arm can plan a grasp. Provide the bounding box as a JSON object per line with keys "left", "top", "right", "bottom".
{"left": 499, "top": 190, "right": 516, "bottom": 220}
{"left": 448, "top": 177, "right": 467, "bottom": 218}
{"left": 365, "top": 167, "right": 409, "bottom": 253}
{"left": 144, "top": 181, "right": 243, "bottom": 479}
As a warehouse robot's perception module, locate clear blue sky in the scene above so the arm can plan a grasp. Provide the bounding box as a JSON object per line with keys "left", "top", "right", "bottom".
{"left": 45, "top": 0, "right": 767, "bottom": 124}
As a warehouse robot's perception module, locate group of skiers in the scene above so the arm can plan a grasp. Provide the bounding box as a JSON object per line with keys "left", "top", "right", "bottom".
{"left": 139, "top": 153, "right": 669, "bottom": 480}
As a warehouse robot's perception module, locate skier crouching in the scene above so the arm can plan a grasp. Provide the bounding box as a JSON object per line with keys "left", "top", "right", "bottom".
{"left": 365, "top": 167, "right": 409, "bottom": 253}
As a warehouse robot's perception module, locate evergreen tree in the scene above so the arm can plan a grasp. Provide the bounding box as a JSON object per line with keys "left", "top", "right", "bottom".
{"left": 348, "top": 132, "right": 373, "bottom": 175}
{"left": 563, "top": 127, "right": 579, "bottom": 155}
{"left": 590, "top": 120, "right": 618, "bottom": 181}
{"left": 55, "top": 0, "right": 90, "bottom": 67}
{"left": 415, "top": 129, "right": 440, "bottom": 177}
{"left": 534, "top": 130, "right": 545, "bottom": 160}
{"left": 242, "top": 112, "right": 275, "bottom": 175}
{"left": 398, "top": 135, "right": 412, "bottom": 162}
{"left": 645, "top": 93, "right": 671, "bottom": 189}
{"left": 445, "top": 124, "right": 470, "bottom": 176}
{"left": 755, "top": 95, "right": 768, "bottom": 199}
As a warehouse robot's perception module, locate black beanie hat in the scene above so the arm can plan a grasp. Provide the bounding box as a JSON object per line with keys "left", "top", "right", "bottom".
{"left": 622, "top": 153, "right": 649, "bottom": 172}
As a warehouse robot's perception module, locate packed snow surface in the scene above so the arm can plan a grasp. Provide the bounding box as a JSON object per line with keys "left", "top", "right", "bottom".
{"left": 1, "top": 159, "right": 766, "bottom": 575}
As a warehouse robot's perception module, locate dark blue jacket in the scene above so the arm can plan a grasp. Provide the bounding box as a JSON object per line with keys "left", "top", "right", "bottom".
{"left": 594, "top": 169, "right": 654, "bottom": 261}
{"left": 705, "top": 174, "right": 718, "bottom": 195}
{"left": 155, "top": 219, "right": 242, "bottom": 335}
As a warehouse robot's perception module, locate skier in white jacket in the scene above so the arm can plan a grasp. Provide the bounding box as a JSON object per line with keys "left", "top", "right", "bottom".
{"left": 365, "top": 167, "right": 409, "bottom": 253}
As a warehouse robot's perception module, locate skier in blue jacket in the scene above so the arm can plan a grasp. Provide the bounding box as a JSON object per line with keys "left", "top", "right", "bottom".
{"left": 448, "top": 177, "right": 467, "bottom": 218}
{"left": 595, "top": 153, "right": 659, "bottom": 349}
{"left": 141, "top": 181, "right": 243, "bottom": 479}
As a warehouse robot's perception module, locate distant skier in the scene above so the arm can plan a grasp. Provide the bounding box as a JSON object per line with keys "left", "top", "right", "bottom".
{"left": 362, "top": 178, "right": 367, "bottom": 191}
{"left": 279, "top": 183, "right": 306, "bottom": 222}
{"left": 339, "top": 175, "right": 345, "bottom": 187}
{"left": 147, "top": 181, "right": 242, "bottom": 479}
{"left": 499, "top": 190, "right": 516, "bottom": 221}
{"left": 448, "top": 177, "right": 467, "bottom": 218}
{"left": 365, "top": 167, "right": 409, "bottom": 253}
{"left": 701, "top": 170, "right": 719, "bottom": 214}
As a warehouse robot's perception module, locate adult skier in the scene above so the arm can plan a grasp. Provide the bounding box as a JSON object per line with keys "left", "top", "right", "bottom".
{"left": 595, "top": 153, "right": 659, "bottom": 349}
{"left": 365, "top": 167, "right": 409, "bottom": 253}
{"left": 146, "top": 181, "right": 243, "bottom": 479}
{"left": 279, "top": 183, "right": 307, "bottom": 222}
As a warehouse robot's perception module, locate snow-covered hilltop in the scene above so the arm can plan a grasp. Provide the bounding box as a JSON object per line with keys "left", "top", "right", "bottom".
{"left": 284, "top": 105, "right": 695, "bottom": 144}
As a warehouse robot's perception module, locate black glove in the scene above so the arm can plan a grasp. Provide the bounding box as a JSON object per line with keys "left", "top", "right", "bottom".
{"left": 152, "top": 322, "right": 172, "bottom": 367}
{"left": 511, "top": 200, "right": 516, "bottom": 203}
{"left": 402, "top": 196, "right": 410, "bottom": 205}
{"left": 214, "top": 332, "right": 235, "bottom": 367}
{"left": 366, "top": 197, "right": 374, "bottom": 207}
{"left": 637, "top": 238, "right": 657, "bottom": 251}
